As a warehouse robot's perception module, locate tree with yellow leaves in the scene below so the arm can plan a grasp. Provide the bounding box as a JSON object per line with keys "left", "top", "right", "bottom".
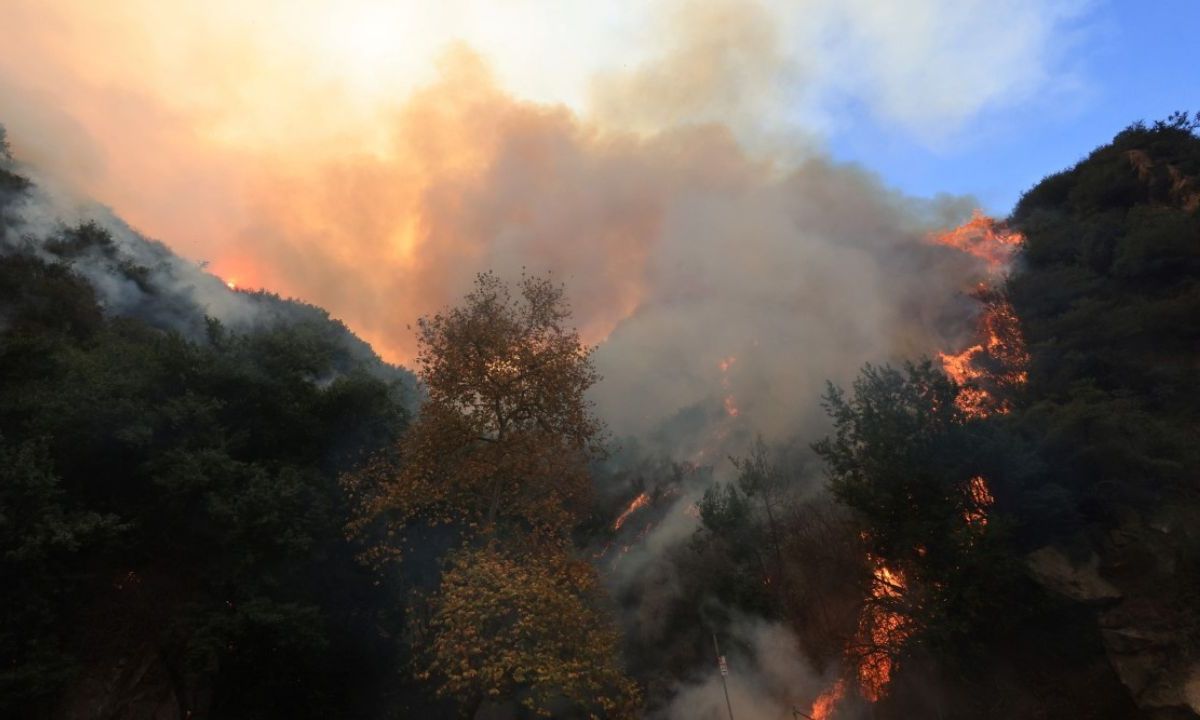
{"left": 346, "top": 272, "right": 639, "bottom": 716}
{"left": 348, "top": 271, "right": 604, "bottom": 551}
{"left": 420, "top": 545, "right": 640, "bottom": 718}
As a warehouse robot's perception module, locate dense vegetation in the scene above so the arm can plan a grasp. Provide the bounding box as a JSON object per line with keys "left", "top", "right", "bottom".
{"left": 816, "top": 112, "right": 1200, "bottom": 715}
{"left": 656, "top": 115, "right": 1200, "bottom": 719}
{"left": 2, "top": 114, "right": 1196, "bottom": 719}
{"left": 0, "top": 144, "right": 413, "bottom": 717}
{"left": 345, "top": 273, "right": 640, "bottom": 718}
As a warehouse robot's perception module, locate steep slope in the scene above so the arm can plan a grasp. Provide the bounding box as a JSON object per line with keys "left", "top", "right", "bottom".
{"left": 1009, "top": 113, "right": 1200, "bottom": 717}
{"left": 0, "top": 129, "right": 418, "bottom": 718}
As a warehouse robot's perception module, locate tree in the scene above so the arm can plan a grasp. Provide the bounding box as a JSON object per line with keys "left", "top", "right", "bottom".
{"left": 349, "top": 271, "right": 605, "bottom": 555}
{"left": 813, "top": 362, "right": 1021, "bottom": 656}
{"left": 419, "top": 545, "right": 640, "bottom": 719}
{"left": 348, "top": 272, "right": 640, "bottom": 715}
{"left": 694, "top": 438, "right": 793, "bottom": 616}
{"left": 0, "top": 438, "right": 122, "bottom": 709}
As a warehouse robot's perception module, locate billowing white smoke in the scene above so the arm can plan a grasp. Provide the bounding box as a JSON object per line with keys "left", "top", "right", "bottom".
{"left": 2, "top": 167, "right": 265, "bottom": 333}
{"left": 662, "top": 616, "right": 833, "bottom": 720}
{"left": 589, "top": 156, "right": 983, "bottom": 452}
{"left": 0, "top": 1, "right": 1085, "bottom": 713}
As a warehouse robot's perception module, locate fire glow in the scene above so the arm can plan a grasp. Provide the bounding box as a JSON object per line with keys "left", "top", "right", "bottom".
{"left": 612, "top": 492, "right": 650, "bottom": 532}
{"left": 933, "top": 210, "right": 1030, "bottom": 417}
{"left": 854, "top": 558, "right": 912, "bottom": 703}
{"left": 938, "top": 294, "right": 1030, "bottom": 417}
{"left": 808, "top": 211, "right": 1022, "bottom": 718}
{"left": 718, "top": 356, "right": 740, "bottom": 418}
{"left": 928, "top": 209, "right": 1023, "bottom": 273}
{"left": 808, "top": 679, "right": 846, "bottom": 720}
{"left": 964, "top": 475, "right": 995, "bottom": 527}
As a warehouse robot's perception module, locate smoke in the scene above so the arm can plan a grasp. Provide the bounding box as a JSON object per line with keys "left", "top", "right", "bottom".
{"left": 0, "top": 1, "right": 1090, "bottom": 358}
{"left": 0, "top": 1, "right": 1093, "bottom": 713}
{"left": 0, "top": 0, "right": 1078, "bottom": 447}
{"left": 662, "top": 616, "right": 828, "bottom": 720}
{"left": 1, "top": 167, "right": 263, "bottom": 333}
{"left": 0, "top": 162, "right": 408, "bottom": 393}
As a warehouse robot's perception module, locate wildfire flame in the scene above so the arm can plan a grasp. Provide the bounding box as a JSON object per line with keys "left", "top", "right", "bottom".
{"left": 809, "top": 212, "right": 1024, "bottom": 715}
{"left": 933, "top": 211, "right": 1030, "bottom": 417}
{"left": 938, "top": 294, "right": 1029, "bottom": 416}
{"left": 612, "top": 492, "right": 650, "bottom": 532}
{"left": 854, "top": 558, "right": 912, "bottom": 702}
{"left": 928, "top": 209, "right": 1023, "bottom": 273}
{"left": 963, "top": 475, "right": 994, "bottom": 527}
{"left": 808, "top": 678, "right": 846, "bottom": 720}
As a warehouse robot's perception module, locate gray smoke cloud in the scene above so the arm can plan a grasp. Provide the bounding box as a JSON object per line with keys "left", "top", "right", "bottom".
{"left": 0, "top": 2, "right": 1036, "bottom": 712}
{"left": 0, "top": 157, "right": 410, "bottom": 391}
{"left": 1, "top": 165, "right": 265, "bottom": 331}
{"left": 661, "top": 616, "right": 833, "bottom": 720}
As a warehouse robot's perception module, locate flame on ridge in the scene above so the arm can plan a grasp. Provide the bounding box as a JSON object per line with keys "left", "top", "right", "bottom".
{"left": 612, "top": 492, "right": 650, "bottom": 532}
{"left": 852, "top": 557, "right": 912, "bottom": 703}
{"left": 938, "top": 292, "right": 1029, "bottom": 417}
{"left": 808, "top": 211, "right": 1020, "bottom": 717}
{"left": 928, "top": 209, "right": 1023, "bottom": 273}
{"left": 964, "top": 475, "right": 995, "bottom": 527}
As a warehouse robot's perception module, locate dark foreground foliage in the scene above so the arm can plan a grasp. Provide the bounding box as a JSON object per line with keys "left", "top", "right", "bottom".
{"left": 0, "top": 164, "right": 412, "bottom": 717}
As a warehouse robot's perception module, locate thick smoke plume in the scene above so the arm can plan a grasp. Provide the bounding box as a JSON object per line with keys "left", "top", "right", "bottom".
{"left": 0, "top": 2, "right": 1090, "bottom": 715}
{"left": 663, "top": 616, "right": 829, "bottom": 720}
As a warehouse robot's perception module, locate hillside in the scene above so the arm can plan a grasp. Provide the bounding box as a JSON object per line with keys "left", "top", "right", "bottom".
{"left": 1008, "top": 113, "right": 1200, "bottom": 716}
{"left": 0, "top": 132, "right": 419, "bottom": 718}
{"left": 2, "top": 115, "right": 1198, "bottom": 720}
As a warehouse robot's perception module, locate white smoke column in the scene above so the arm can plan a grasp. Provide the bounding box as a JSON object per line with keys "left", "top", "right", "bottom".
{"left": 662, "top": 615, "right": 834, "bottom": 720}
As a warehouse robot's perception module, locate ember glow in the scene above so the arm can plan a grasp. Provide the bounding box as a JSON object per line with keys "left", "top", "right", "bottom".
{"left": 938, "top": 292, "right": 1030, "bottom": 416}
{"left": 854, "top": 558, "right": 912, "bottom": 702}
{"left": 807, "top": 213, "right": 1027, "bottom": 716}
{"left": 612, "top": 492, "right": 650, "bottom": 532}
{"left": 964, "top": 475, "right": 995, "bottom": 527}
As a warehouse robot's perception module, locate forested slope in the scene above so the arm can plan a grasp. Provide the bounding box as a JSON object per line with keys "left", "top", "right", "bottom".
{"left": 0, "top": 130, "right": 417, "bottom": 718}
{"left": 2, "top": 114, "right": 1197, "bottom": 720}
{"left": 1007, "top": 113, "right": 1200, "bottom": 715}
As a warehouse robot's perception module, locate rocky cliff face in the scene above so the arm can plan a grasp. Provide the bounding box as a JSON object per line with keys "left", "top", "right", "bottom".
{"left": 1029, "top": 512, "right": 1200, "bottom": 719}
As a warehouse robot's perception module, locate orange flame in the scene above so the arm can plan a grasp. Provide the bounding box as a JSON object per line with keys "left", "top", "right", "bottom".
{"left": 612, "top": 492, "right": 650, "bottom": 531}
{"left": 808, "top": 678, "right": 846, "bottom": 720}
{"left": 938, "top": 294, "right": 1029, "bottom": 417}
{"left": 928, "top": 209, "right": 1023, "bottom": 272}
{"left": 963, "top": 475, "right": 994, "bottom": 527}
{"left": 854, "top": 557, "right": 912, "bottom": 702}
{"left": 931, "top": 211, "right": 1029, "bottom": 416}
{"left": 723, "top": 395, "right": 740, "bottom": 418}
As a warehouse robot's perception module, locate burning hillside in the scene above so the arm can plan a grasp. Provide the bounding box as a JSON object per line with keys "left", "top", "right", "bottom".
{"left": 802, "top": 210, "right": 1026, "bottom": 719}
{"left": 3, "top": 0, "right": 1196, "bottom": 715}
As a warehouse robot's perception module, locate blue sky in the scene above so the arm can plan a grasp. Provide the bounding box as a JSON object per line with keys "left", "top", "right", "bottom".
{"left": 825, "top": 0, "right": 1200, "bottom": 215}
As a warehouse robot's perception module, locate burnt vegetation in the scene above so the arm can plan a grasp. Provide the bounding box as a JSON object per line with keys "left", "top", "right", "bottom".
{"left": 1, "top": 114, "right": 1198, "bottom": 719}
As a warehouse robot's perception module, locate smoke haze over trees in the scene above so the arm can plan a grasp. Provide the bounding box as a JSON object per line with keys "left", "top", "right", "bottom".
{"left": 1, "top": 17, "right": 1199, "bottom": 716}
